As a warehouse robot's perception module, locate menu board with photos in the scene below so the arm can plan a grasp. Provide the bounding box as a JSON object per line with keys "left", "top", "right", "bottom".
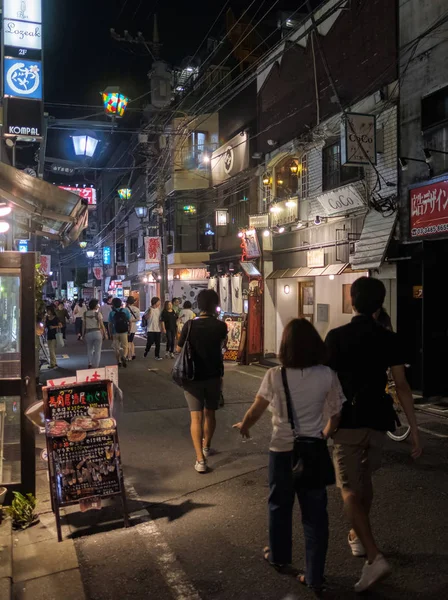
{"left": 43, "top": 380, "right": 128, "bottom": 541}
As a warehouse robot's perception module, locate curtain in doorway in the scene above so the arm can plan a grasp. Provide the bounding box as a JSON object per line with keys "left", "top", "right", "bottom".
{"left": 231, "top": 274, "right": 243, "bottom": 314}
{"left": 219, "top": 276, "right": 230, "bottom": 313}
{"left": 208, "top": 277, "right": 218, "bottom": 292}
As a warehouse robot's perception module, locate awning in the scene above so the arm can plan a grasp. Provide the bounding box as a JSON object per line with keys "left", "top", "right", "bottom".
{"left": 0, "top": 162, "right": 88, "bottom": 246}
{"left": 267, "top": 263, "right": 348, "bottom": 279}
{"left": 350, "top": 209, "right": 397, "bottom": 271}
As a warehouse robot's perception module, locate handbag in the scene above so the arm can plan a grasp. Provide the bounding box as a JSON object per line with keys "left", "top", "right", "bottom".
{"left": 281, "top": 367, "right": 335, "bottom": 489}
{"left": 55, "top": 332, "right": 65, "bottom": 348}
{"left": 172, "top": 320, "right": 195, "bottom": 387}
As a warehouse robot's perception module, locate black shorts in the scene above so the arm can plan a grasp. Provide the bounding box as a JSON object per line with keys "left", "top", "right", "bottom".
{"left": 128, "top": 332, "right": 135, "bottom": 343}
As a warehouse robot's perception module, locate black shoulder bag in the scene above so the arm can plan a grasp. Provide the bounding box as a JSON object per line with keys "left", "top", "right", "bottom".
{"left": 281, "top": 367, "right": 336, "bottom": 489}
{"left": 172, "top": 320, "right": 195, "bottom": 387}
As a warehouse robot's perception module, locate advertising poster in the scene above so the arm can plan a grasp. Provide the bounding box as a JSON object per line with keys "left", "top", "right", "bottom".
{"left": 222, "top": 315, "right": 246, "bottom": 362}
{"left": 145, "top": 236, "right": 162, "bottom": 266}
{"left": 410, "top": 179, "right": 448, "bottom": 238}
{"left": 40, "top": 254, "right": 51, "bottom": 275}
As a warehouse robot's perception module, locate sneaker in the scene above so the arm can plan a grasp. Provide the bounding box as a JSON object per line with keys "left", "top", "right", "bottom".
{"left": 349, "top": 533, "right": 366, "bottom": 557}
{"left": 195, "top": 460, "right": 207, "bottom": 473}
{"left": 165, "top": 352, "right": 169, "bottom": 358}
{"left": 354, "top": 554, "right": 391, "bottom": 593}
{"left": 170, "top": 352, "right": 175, "bottom": 359}
{"left": 155, "top": 357, "right": 163, "bottom": 361}
{"left": 202, "top": 447, "right": 210, "bottom": 458}
{"left": 143, "top": 350, "right": 148, "bottom": 358}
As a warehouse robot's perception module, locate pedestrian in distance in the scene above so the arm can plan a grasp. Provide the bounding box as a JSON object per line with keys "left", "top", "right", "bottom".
{"left": 172, "top": 297, "right": 181, "bottom": 316}
{"left": 54, "top": 300, "right": 70, "bottom": 340}
{"left": 143, "top": 297, "right": 163, "bottom": 360}
{"left": 99, "top": 296, "right": 113, "bottom": 340}
{"left": 126, "top": 296, "right": 140, "bottom": 361}
{"left": 325, "top": 276, "right": 422, "bottom": 593}
{"left": 161, "top": 300, "right": 177, "bottom": 358}
{"left": 45, "top": 305, "right": 62, "bottom": 369}
{"left": 233, "top": 318, "right": 344, "bottom": 592}
{"left": 83, "top": 299, "right": 107, "bottom": 368}
{"left": 178, "top": 289, "right": 228, "bottom": 473}
{"left": 109, "top": 298, "right": 131, "bottom": 368}
{"left": 73, "top": 299, "right": 86, "bottom": 340}
{"left": 177, "top": 300, "right": 195, "bottom": 338}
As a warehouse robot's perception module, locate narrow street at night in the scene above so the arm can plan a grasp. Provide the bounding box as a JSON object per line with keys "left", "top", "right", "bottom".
{"left": 29, "top": 334, "right": 448, "bottom": 600}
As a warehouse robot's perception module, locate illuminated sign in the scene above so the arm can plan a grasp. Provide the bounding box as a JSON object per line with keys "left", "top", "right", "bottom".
{"left": 4, "top": 20, "right": 42, "bottom": 50}
{"left": 4, "top": 58, "right": 42, "bottom": 99}
{"left": 4, "top": 0, "right": 42, "bottom": 23}
{"left": 103, "top": 247, "right": 111, "bottom": 265}
{"left": 183, "top": 205, "right": 196, "bottom": 214}
{"left": 18, "top": 239, "right": 28, "bottom": 252}
{"left": 4, "top": 97, "right": 42, "bottom": 138}
{"left": 58, "top": 186, "right": 97, "bottom": 206}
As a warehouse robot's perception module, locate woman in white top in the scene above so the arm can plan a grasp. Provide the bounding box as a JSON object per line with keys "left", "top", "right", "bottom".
{"left": 177, "top": 300, "right": 196, "bottom": 337}
{"left": 73, "top": 299, "right": 87, "bottom": 340}
{"left": 82, "top": 299, "right": 106, "bottom": 368}
{"left": 126, "top": 296, "right": 140, "bottom": 361}
{"left": 234, "top": 318, "right": 345, "bottom": 591}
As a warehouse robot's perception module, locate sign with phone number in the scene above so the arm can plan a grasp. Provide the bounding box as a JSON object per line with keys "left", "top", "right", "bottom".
{"left": 410, "top": 179, "right": 448, "bottom": 238}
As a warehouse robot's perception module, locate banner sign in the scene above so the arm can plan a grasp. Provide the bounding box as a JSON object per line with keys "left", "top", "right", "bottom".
{"left": 211, "top": 131, "right": 249, "bottom": 186}
{"left": 42, "top": 380, "right": 129, "bottom": 540}
{"left": 93, "top": 267, "right": 103, "bottom": 280}
{"left": 270, "top": 199, "right": 298, "bottom": 227}
{"left": 59, "top": 186, "right": 97, "bottom": 206}
{"left": 410, "top": 179, "right": 448, "bottom": 238}
{"left": 341, "top": 112, "right": 376, "bottom": 166}
{"left": 4, "top": 97, "right": 42, "bottom": 138}
{"left": 102, "top": 247, "right": 111, "bottom": 265}
{"left": 4, "top": 0, "right": 42, "bottom": 23}
{"left": 40, "top": 254, "right": 51, "bottom": 275}
{"left": 145, "top": 236, "right": 162, "bottom": 266}
{"left": 4, "top": 19, "right": 42, "bottom": 50}
{"left": 241, "top": 229, "right": 261, "bottom": 260}
{"left": 4, "top": 58, "right": 42, "bottom": 99}
{"left": 222, "top": 315, "right": 245, "bottom": 362}
{"left": 316, "top": 184, "right": 365, "bottom": 216}
{"left": 51, "top": 280, "right": 58, "bottom": 289}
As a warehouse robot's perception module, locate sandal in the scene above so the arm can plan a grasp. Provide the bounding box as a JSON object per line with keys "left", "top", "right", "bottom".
{"left": 297, "top": 573, "right": 326, "bottom": 593}
{"left": 263, "top": 547, "right": 298, "bottom": 575}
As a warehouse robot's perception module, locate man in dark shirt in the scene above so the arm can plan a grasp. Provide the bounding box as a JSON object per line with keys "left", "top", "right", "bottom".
{"left": 178, "top": 289, "right": 227, "bottom": 473}
{"left": 326, "top": 277, "right": 421, "bottom": 593}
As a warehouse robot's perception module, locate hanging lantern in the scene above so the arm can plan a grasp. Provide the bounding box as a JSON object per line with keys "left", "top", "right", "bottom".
{"left": 102, "top": 87, "right": 129, "bottom": 118}
{"left": 118, "top": 188, "right": 132, "bottom": 201}
{"left": 72, "top": 131, "right": 99, "bottom": 158}
{"left": 289, "top": 160, "right": 300, "bottom": 175}
{"left": 79, "top": 241, "right": 87, "bottom": 249}
{"left": 262, "top": 172, "right": 271, "bottom": 186}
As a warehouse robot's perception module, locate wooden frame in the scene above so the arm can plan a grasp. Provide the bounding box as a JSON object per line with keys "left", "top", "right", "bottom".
{"left": 342, "top": 283, "right": 353, "bottom": 314}
{"left": 298, "top": 280, "right": 315, "bottom": 323}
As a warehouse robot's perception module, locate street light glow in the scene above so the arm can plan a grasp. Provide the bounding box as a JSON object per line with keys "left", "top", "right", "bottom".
{"left": 86, "top": 251, "right": 95, "bottom": 259}
{"left": 0, "top": 204, "right": 12, "bottom": 217}
{"left": 72, "top": 132, "right": 99, "bottom": 158}
{"left": 0, "top": 221, "right": 10, "bottom": 233}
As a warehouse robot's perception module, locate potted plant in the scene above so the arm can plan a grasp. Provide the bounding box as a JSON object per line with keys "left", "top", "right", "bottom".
{"left": 5, "top": 492, "right": 39, "bottom": 530}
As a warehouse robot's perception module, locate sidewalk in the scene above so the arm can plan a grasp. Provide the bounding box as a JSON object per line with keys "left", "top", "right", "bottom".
{"left": 10, "top": 445, "right": 85, "bottom": 600}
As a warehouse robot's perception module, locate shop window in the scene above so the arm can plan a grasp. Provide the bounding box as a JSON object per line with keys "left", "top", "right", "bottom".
{"left": 129, "top": 237, "right": 138, "bottom": 256}
{"left": 422, "top": 85, "right": 448, "bottom": 131}
{"left": 275, "top": 158, "right": 299, "bottom": 200}
{"left": 322, "top": 142, "right": 362, "bottom": 191}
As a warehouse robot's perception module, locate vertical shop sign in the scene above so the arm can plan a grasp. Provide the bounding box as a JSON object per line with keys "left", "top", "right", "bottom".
{"left": 144, "top": 236, "right": 162, "bottom": 265}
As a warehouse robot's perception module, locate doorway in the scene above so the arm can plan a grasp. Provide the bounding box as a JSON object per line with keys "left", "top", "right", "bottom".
{"left": 298, "top": 280, "right": 315, "bottom": 323}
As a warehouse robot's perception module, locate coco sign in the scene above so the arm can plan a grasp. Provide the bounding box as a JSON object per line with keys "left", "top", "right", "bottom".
{"left": 317, "top": 184, "right": 365, "bottom": 216}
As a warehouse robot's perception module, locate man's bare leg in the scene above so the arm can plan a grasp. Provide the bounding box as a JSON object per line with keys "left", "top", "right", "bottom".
{"left": 342, "top": 489, "right": 379, "bottom": 563}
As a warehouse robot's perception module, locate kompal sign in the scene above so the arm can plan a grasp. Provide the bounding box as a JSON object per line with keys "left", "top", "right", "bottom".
{"left": 4, "top": 97, "right": 42, "bottom": 139}
{"left": 317, "top": 184, "right": 366, "bottom": 216}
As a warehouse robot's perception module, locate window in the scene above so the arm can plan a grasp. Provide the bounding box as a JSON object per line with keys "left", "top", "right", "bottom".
{"left": 422, "top": 86, "right": 448, "bottom": 131}
{"left": 129, "top": 237, "right": 138, "bottom": 255}
{"left": 322, "top": 142, "right": 362, "bottom": 191}
{"left": 275, "top": 157, "right": 299, "bottom": 200}
{"left": 301, "top": 154, "right": 308, "bottom": 199}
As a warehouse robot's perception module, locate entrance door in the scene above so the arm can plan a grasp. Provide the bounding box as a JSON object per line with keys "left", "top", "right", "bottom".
{"left": 298, "top": 280, "right": 315, "bottom": 323}
{"left": 0, "top": 252, "right": 36, "bottom": 501}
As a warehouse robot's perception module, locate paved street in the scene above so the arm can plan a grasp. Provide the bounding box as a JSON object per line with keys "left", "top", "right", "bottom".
{"left": 37, "top": 332, "right": 448, "bottom": 600}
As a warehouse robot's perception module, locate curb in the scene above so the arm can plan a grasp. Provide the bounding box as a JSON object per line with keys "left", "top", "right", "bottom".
{"left": 0, "top": 516, "right": 12, "bottom": 600}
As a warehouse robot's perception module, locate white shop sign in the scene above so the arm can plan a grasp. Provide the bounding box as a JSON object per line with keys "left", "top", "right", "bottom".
{"left": 4, "top": 20, "right": 42, "bottom": 50}
{"left": 316, "top": 184, "right": 365, "bottom": 216}
{"left": 4, "top": 0, "right": 42, "bottom": 24}
{"left": 341, "top": 112, "right": 376, "bottom": 166}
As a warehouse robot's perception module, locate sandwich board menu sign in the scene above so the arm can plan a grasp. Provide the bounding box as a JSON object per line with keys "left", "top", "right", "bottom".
{"left": 43, "top": 380, "right": 129, "bottom": 541}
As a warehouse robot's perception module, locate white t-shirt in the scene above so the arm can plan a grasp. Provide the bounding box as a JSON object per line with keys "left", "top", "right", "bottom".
{"left": 73, "top": 304, "right": 87, "bottom": 319}
{"left": 146, "top": 307, "right": 161, "bottom": 332}
{"left": 177, "top": 308, "right": 195, "bottom": 332}
{"left": 257, "top": 365, "right": 346, "bottom": 452}
{"left": 127, "top": 305, "right": 140, "bottom": 334}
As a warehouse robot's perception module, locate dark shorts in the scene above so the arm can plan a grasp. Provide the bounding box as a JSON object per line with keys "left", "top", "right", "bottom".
{"left": 183, "top": 378, "right": 222, "bottom": 411}
{"left": 128, "top": 332, "right": 135, "bottom": 343}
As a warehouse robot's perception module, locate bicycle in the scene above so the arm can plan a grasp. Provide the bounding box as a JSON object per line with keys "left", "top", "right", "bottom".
{"left": 386, "top": 383, "right": 411, "bottom": 442}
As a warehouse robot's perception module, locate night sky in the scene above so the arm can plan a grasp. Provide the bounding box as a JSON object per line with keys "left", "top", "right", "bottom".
{"left": 44, "top": 0, "right": 319, "bottom": 107}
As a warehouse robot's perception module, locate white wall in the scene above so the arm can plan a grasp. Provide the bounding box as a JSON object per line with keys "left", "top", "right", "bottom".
{"left": 275, "top": 278, "right": 300, "bottom": 352}
{"left": 264, "top": 259, "right": 277, "bottom": 356}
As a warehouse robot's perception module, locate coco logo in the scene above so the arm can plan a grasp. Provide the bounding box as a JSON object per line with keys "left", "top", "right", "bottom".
{"left": 328, "top": 195, "right": 356, "bottom": 211}
{"left": 349, "top": 132, "right": 373, "bottom": 144}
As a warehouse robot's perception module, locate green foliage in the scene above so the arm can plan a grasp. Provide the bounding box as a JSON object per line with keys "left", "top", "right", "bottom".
{"left": 5, "top": 492, "right": 38, "bottom": 530}
{"left": 35, "top": 263, "right": 47, "bottom": 322}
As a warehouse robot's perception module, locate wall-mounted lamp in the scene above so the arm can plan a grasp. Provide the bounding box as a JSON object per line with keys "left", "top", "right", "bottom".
{"left": 285, "top": 200, "right": 296, "bottom": 208}
{"left": 263, "top": 229, "right": 270, "bottom": 237}
{"left": 289, "top": 160, "right": 300, "bottom": 175}
{"left": 262, "top": 172, "right": 271, "bottom": 186}
{"left": 277, "top": 179, "right": 284, "bottom": 186}
{"left": 399, "top": 156, "right": 433, "bottom": 177}
{"left": 329, "top": 274, "right": 335, "bottom": 281}
{"left": 424, "top": 147, "right": 448, "bottom": 163}
{"left": 314, "top": 215, "right": 323, "bottom": 226}
{"left": 284, "top": 285, "right": 290, "bottom": 294}
{"left": 278, "top": 227, "right": 285, "bottom": 234}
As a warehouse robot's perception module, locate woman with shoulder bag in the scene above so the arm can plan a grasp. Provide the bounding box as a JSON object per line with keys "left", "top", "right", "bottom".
{"left": 233, "top": 318, "right": 345, "bottom": 591}
{"left": 83, "top": 299, "right": 106, "bottom": 368}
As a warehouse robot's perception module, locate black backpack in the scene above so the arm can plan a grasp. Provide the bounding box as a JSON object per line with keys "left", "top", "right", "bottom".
{"left": 113, "top": 308, "right": 130, "bottom": 333}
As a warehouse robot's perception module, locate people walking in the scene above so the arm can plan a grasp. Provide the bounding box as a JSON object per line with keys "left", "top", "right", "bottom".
{"left": 73, "top": 299, "right": 86, "bottom": 340}
{"left": 109, "top": 298, "right": 131, "bottom": 368}
{"left": 172, "top": 297, "right": 181, "bottom": 316}
{"left": 177, "top": 301, "right": 195, "bottom": 336}
{"left": 233, "top": 318, "right": 344, "bottom": 591}
{"left": 126, "top": 296, "right": 140, "bottom": 361}
{"left": 325, "top": 276, "right": 422, "bottom": 593}
{"left": 143, "top": 297, "right": 163, "bottom": 360}
{"left": 99, "top": 296, "right": 113, "bottom": 340}
{"left": 178, "top": 290, "right": 227, "bottom": 473}
{"left": 161, "top": 301, "right": 177, "bottom": 358}
{"left": 54, "top": 300, "right": 70, "bottom": 339}
{"left": 45, "top": 305, "right": 62, "bottom": 369}
{"left": 83, "top": 299, "right": 107, "bottom": 368}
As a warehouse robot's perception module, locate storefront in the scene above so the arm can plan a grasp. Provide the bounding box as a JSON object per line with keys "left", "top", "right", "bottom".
{"left": 397, "top": 177, "right": 448, "bottom": 397}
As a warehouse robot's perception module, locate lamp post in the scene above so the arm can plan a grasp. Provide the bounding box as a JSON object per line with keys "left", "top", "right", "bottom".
{"left": 72, "top": 131, "right": 99, "bottom": 158}
{"left": 102, "top": 87, "right": 129, "bottom": 119}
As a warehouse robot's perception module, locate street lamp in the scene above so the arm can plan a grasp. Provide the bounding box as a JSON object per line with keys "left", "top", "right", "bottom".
{"left": 72, "top": 131, "right": 99, "bottom": 158}
{"left": 79, "top": 241, "right": 87, "bottom": 249}
{"left": 86, "top": 251, "right": 95, "bottom": 259}
{"left": 135, "top": 206, "right": 148, "bottom": 219}
{"left": 102, "top": 87, "right": 129, "bottom": 118}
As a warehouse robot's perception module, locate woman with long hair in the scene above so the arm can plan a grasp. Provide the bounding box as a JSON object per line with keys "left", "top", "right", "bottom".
{"left": 82, "top": 299, "right": 107, "bottom": 368}
{"left": 161, "top": 300, "right": 177, "bottom": 358}
{"left": 234, "top": 318, "right": 345, "bottom": 591}
{"left": 73, "top": 298, "right": 86, "bottom": 340}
